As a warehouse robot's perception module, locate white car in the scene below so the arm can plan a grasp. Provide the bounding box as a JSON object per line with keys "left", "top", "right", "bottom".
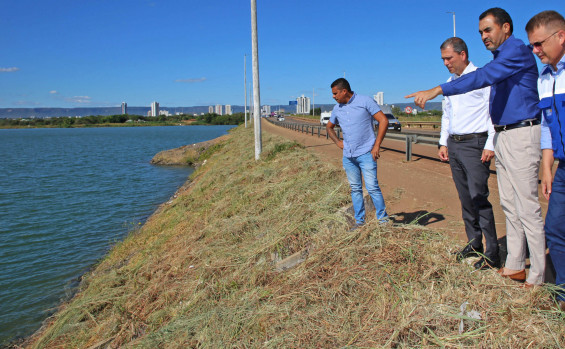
{"left": 320, "top": 111, "right": 331, "bottom": 125}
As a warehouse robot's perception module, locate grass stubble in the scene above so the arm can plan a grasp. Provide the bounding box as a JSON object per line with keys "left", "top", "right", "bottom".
{"left": 23, "top": 125, "right": 564, "bottom": 348}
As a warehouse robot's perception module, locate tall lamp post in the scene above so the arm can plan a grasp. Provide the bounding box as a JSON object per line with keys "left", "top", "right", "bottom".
{"left": 244, "top": 54, "right": 247, "bottom": 128}
{"left": 312, "top": 88, "right": 315, "bottom": 118}
{"left": 447, "top": 11, "right": 456, "bottom": 37}
{"left": 251, "top": 0, "right": 261, "bottom": 159}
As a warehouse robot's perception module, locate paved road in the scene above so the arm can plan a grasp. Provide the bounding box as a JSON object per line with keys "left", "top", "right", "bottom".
{"left": 279, "top": 116, "right": 441, "bottom": 137}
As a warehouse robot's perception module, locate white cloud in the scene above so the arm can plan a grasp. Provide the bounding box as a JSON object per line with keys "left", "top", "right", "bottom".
{"left": 65, "top": 96, "right": 92, "bottom": 104}
{"left": 14, "top": 100, "right": 41, "bottom": 106}
{"left": 0, "top": 67, "right": 20, "bottom": 72}
{"left": 49, "top": 90, "right": 58, "bottom": 94}
{"left": 175, "top": 77, "right": 207, "bottom": 83}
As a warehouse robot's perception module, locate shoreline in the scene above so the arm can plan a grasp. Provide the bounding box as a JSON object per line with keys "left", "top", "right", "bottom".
{"left": 0, "top": 121, "right": 235, "bottom": 130}
{"left": 1, "top": 135, "right": 229, "bottom": 348}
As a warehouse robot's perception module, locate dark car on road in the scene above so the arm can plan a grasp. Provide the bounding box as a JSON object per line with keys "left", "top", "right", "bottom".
{"left": 374, "top": 113, "right": 401, "bottom": 132}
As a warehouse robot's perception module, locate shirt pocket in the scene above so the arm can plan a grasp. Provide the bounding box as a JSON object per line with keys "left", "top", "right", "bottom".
{"left": 538, "top": 97, "right": 554, "bottom": 122}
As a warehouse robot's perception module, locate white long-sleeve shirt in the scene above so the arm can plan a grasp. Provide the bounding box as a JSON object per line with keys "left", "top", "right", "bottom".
{"left": 440, "top": 62, "right": 495, "bottom": 151}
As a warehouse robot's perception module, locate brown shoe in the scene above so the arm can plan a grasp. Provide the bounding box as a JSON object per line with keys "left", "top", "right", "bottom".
{"left": 497, "top": 268, "right": 526, "bottom": 282}
{"left": 521, "top": 282, "right": 536, "bottom": 289}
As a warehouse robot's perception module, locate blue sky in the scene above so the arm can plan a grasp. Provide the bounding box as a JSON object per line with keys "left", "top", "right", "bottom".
{"left": 0, "top": 0, "right": 562, "bottom": 109}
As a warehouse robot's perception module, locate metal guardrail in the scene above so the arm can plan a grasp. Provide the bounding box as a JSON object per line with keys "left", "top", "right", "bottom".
{"left": 266, "top": 118, "right": 439, "bottom": 161}
{"left": 402, "top": 121, "right": 441, "bottom": 129}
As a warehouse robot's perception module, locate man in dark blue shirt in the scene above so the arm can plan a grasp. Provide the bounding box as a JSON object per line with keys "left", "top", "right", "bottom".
{"left": 406, "top": 8, "right": 546, "bottom": 286}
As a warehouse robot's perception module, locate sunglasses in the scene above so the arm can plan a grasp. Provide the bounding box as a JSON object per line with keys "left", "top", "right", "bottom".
{"left": 528, "top": 31, "right": 559, "bottom": 51}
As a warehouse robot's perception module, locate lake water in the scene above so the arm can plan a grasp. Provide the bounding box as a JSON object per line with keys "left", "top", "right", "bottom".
{"left": 0, "top": 125, "right": 233, "bottom": 345}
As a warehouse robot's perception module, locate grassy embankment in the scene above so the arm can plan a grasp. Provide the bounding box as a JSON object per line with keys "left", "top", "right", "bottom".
{"left": 26, "top": 125, "right": 564, "bottom": 348}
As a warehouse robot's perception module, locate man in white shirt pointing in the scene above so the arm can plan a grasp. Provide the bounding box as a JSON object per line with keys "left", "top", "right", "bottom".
{"left": 438, "top": 37, "right": 499, "bottom": 270}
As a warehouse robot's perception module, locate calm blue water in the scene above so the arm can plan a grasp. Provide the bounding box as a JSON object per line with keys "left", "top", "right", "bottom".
{"left": 0, "top": 125, "right": 232, "bottom": 345}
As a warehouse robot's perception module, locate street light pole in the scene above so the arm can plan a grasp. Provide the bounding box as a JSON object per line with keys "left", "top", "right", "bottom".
{"left": 312, "top": 88, "right": 315, "bottom": 118}
{"left": 447, "top": 11, "right": 456, "bottom": 37}
{"left": 244, "top": 54, "right": 247, "bottom": 128}
{"left": 251, "top": 0, "right": 262, "bottom": 160}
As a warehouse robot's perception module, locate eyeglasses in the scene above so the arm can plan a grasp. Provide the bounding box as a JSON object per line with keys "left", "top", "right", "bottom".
{"left": 528, "top": 31, "right": 559, "bottom": 51}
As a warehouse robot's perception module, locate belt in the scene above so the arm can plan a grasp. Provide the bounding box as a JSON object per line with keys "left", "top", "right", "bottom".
{"left": 449, "top": 132, "right": 488, "bottom": 141}
{"left": 494, "top": 119, "right": 540, "bottom": 132}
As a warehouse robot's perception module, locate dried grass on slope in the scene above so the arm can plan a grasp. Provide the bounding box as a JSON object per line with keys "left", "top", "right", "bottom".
{"left": 27, "top": 125, "right": 564, "bottom": 349}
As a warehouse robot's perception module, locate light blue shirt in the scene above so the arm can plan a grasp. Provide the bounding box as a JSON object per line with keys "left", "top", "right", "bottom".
{"left": 330, "top": 93, "right": 381, "bottom": 157}
{"left": 539, "top": 55, "right": 565, "bottom": 153}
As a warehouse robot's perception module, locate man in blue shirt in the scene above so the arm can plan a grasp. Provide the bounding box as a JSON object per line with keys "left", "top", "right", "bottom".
{"left": 526, "top": 10, "right": 565, "bottom": 309}
{"left": 326, "top": 78, "right": 389, "bottom": 226}
{"left": 406, "top": 8, "right": 546, "bottom": 286}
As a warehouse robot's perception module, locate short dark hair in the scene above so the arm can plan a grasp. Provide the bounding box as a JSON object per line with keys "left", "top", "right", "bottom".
{"left": 440, "top": 37, "right": 469, "bottom": 60}
{"left": 331, "top": 78, "right": 352, "bottom": 92}
{"left": 480, "top": 7, "right": 513, "bottom": 34}
{"left": 526, "top": 10, "right": 565, "bottom": 33}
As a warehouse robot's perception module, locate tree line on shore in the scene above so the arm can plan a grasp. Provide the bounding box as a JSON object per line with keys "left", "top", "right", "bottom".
{"left": 0, "top": 113, "right": 246, "bottom": 128}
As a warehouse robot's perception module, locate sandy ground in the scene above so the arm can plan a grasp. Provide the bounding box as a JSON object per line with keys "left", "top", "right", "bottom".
{"left": 261, "top": 118, "right": 550, "bottom": 245}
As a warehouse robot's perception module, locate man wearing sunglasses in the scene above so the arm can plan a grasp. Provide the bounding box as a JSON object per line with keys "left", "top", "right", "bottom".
{"left": 406, "top": 8, "right": 546, "bottom": 287}
{"left": 526, "top": 10, "right": 565, "bottom": 310}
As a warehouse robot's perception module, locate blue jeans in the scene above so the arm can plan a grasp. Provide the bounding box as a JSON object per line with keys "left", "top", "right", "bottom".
{"left": 343, "top": 151, "right": 388, "bottom": 224}
{"left": 546, "top": 163, "right": 565, "bottom": 301}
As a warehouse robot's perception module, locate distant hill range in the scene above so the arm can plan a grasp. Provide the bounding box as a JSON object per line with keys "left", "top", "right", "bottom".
{"left": 0, "top": 102, "right": 442, "bottom": 119}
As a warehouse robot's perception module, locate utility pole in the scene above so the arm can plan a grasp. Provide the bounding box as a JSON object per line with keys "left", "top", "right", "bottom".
{"left": 251, "top": 0, "right": 261, "bottom": 159}
{"left": 244, "top": 54, "right": 247, "bottom": 128}
{"left": 312, "top": 88, "right": 315, "bottom": 117}
{"left": 447, "top": 11, "right": 456, "bottom": 37}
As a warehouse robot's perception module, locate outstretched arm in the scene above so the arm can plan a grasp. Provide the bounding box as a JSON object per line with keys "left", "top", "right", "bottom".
{"left": 405, "top": 86, "right": 443, "bottom": 109}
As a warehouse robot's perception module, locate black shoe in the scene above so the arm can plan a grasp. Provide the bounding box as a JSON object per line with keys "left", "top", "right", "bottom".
{"left": 474, "top": 257, "right": 501, "bottom": 270}
{"left": 348, "top": 223, "right": 364, "bottom": 232}
{"left": 455, "top": 244, "right": 483, "bottom": 261}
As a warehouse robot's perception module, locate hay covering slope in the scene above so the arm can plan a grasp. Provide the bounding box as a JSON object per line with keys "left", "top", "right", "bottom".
{"left": 29, "top": 125, "right": 564, "bottom": 348}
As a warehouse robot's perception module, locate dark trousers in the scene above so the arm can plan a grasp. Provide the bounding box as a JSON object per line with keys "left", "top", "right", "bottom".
{"left": 545, "top": 162, "right": 565, "bottom": 301}
{"left": 447, "top": 136, "right": 498, "bottom": 261}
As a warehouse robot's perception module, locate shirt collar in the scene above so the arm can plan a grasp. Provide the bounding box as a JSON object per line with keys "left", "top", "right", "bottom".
{"left": 342, "top": 92, "right": 357, "bottom": 106}
{"left": 541, "top": 55, "right": 565, "bottom": 76}
{"left": 492, "top": 34, "right": 515, "bottom": 58}
{"left": 453, "top": 62, "right": 476, "bottom": 79}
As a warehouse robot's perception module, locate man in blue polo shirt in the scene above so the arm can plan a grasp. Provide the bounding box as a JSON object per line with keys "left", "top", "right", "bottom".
{"left": 526, "top": 10, "right": 565, "bottom": 309}
{"left": 326, "top": 78, "right": 389, "bottom": 226}
{"left": 406, "top": 8, "right": 546, "bottom": 286}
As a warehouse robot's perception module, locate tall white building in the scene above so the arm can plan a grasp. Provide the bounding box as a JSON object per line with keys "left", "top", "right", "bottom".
{"left": 225, "top": 105, "right": 232, "bottom": 115}
{"left": 373, "top": 92, "right": 384, "bottom": 106}
{"left": 261, "top": 105, "right": 271, "bottom": 116}
{"left": 151, "top": 101, "right": 159, "bottom": 117}
{"left": 215, "top": 104, "right": 223, "bottom": 115}
{"left": 121, "top": 102, "right": 127, "bottom": 115}
{"left": 208, "top": 106, "right": 214, "bottom": 114}
{"left": 296, "top": 95, "right": 311, "bottom": 114}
